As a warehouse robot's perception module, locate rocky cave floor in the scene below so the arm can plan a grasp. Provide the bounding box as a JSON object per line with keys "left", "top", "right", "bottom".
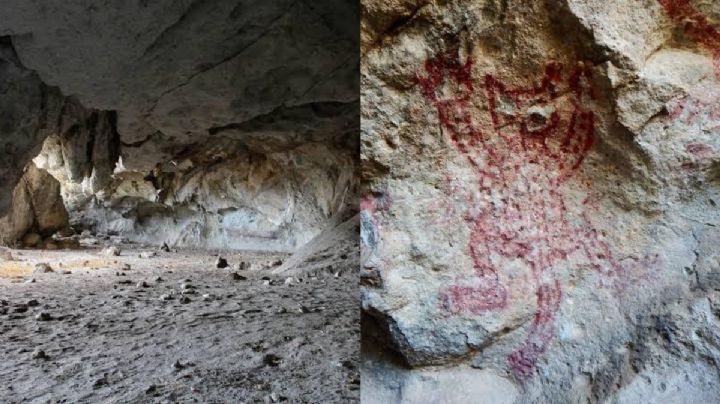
{"left": 0, "top": 245, "right": 359, "bottom": 403}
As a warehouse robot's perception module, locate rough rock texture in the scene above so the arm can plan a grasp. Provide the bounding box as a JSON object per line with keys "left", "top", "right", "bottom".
{"left": 0, "top": 247, "right": 359, "bottom": 403}
{"left": 0, "top": 0, "right": 359, "bottom": 251}
{"left": 361, "top": 0, "right": 720, "bottom": 402}
{"left": 34, "top": 137, "right": 356, "bottom": 251}
{"left": 273, "top": 211, "right": 360, "bottom": 276}
{"left": 0, "top": 163, "right": 69, "bottom": 244}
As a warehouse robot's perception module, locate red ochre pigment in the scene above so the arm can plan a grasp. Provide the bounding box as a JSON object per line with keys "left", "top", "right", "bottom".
{"left": 416, "top": 49, "right": 628, "bottom": 380}
{"left": 659, "top": 0, "right": 720, "bottom": 78}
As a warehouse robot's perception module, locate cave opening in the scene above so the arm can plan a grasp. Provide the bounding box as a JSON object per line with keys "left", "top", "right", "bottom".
{"left": 0, "top": 1, "right": 359, "bottom": 401}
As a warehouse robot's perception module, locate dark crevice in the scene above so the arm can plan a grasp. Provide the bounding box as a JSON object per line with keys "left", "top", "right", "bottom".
{"left": 145, "top": 8, "right": 291, "bottom": 119}
{"left": 138, "top": 0, "right": 209, "bottom": 60}
{"left": 207, "top": 101, "right": 357, "bottom": 137}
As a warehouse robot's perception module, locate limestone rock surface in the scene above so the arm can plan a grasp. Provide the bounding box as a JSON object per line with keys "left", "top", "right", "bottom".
{"left": 0, "top": 0, "right": 358, "bottom": 251}
{"left": 361, "top": 0, "right": 720, "bottom": 402}
{"left": 0, "top": 163, "right": 70, "bottom": 244}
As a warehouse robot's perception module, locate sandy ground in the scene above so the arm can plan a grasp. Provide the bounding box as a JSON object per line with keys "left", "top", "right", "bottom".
{"left": 0, "top": 246, "right": 359, "bottom": 403}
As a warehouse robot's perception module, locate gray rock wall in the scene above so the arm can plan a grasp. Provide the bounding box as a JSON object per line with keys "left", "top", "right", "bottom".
{"left": 361, "top": 0, "right": 720, "bottom": 402}
{"left": 0, "top": 1, "right": 359, "bottom": 251}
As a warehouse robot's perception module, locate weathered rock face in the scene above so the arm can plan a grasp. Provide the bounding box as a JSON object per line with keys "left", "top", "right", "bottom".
{"left": 0, "top": 1, "right": 358, "bottom": 250}
{"left": 0, "top": 163, "right": 70, "bottom": 245}
{"left": 33, "top": 136, "right": 356, "bottom": 251}
{"left": 361, "top": 0, "right": 720, "bottom": 402}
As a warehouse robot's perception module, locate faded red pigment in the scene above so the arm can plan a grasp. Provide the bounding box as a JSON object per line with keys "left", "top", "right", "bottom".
{"left": 416, "top": 50, "right": 627, "bottom": 380}
{"left": 658, "top": 0, "right": 720, "bottom": 78}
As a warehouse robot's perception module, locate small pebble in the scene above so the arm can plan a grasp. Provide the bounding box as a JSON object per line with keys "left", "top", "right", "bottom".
{"left": 216, "top": 257, "right": 229, "bottom": 269}
{"left": 102, "top": 246, "right": 121, "bottom": 257}
{"left": 35, "top": 312, "right": 52, "bottom": 321}
{"left": 32, "top": 349, "right": 48, "bottom": 360}
{"left": 33, "top": 263, "right": 53, "bottom": 273}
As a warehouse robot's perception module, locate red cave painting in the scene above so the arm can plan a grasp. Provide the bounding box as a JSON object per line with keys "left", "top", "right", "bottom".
{"left": 659, "top": 0, "right": 720, "bottom": 166}
{"left": 416, "top": 50, "right": 629, "bottom": 380}
{"left": 658, "top": 0, "right": 720, "bottom": 79}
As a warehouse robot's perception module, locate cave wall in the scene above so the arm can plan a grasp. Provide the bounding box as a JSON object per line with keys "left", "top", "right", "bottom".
{"left": 33, "top": 136, "right": 356, "bottom": 251}
{"left": 361, "top": 0, "right": 720, "bottom": 402}
{"left": 0, "top": 0, "right": 359, "bottom": 250}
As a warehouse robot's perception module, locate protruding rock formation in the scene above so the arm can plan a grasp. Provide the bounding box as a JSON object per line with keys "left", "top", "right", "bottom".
{"left": 0, "top": 163, "right": 70, "bottom": 245}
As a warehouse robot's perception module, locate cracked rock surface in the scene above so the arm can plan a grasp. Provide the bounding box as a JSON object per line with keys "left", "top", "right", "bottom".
{"left": 0, "top": 0, "right": 358, "bottom": 251}
{"left": 361, "top": 0, "right": 720, "bottom": 402}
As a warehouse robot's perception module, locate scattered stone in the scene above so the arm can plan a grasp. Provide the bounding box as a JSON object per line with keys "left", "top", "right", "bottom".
{"left": 32, "top": 349, "right": 48, "bottom": 360}
{"left": 263, "top": 354, "right": 283, "bottom": 367}
{"left": 24, "top": 278, "right": 36, "bottom": 283}
{"left": 27, "top": 299, "right": 40, "bottom": 307}
{"left": 159, "top": 293, "right": 173, "bottom": 301}
{"left": 102, "top": 246, "right": 121, "bottom": 257}
{"left": 238, "top": 261, "right": 250, "bottom": 270}
{"left": 92, "top": 376, "right": 108, "bottom": 389}
{"left": 13, "top": 304, "right": 28, "bottom": 313}
{"left": 179, "top": 296, "right": 191, "bottom": 304}
{"left": 121, "top": 264, "right": 131, "bottom": 271}
{"left": 139, "top": 251, "right": 156, "bottom": 258}
{"left": 229, "top": 272, "right": 247, "bottom": 281}
{"left": 56, "top": 227, "right": 75, "bottom": 238}
{"left": 117, "top": 280, "right": 132, "bottom": 285}
{"left": 33, "top": 263, "right": 53, "bottom": 273}
{"left": 0, "top": 248, "right": 14, "bottom": 261}
{"left": 160, "top": 242, "right": 170, "bottom": 252}
{"left": 201, "top": 293, "right": 215, "bottom": 301}
{"left": 284, "top": 277, "right": 294, "bottom": 285}
{"left": 272, "top": 260, "right": 283, "bottom": 267}
{"left": 61, "top": 270, "right": 72, "bottom": 275}
{"left": 136, "top": 281, "right": 149, "bottom": 288}
{"left": 145, "top": 385, "right": 158, "bottom": 395}
{"left": 180, "top": 283, "right": 194, "bottom": 290}
{"left": 172, "top": 360, "right": 185, "bottom": 370}
{"left": 22, "top": 233, "right": 42, "bottom": 248}
{"left": 155, "top": 276, "right": 164, "bottom": 282}
{"left": 35, "top": 312, "right": 52, "bottom": 321}
{"left": 216, "top": 257, "right": 229, "bottom": 268}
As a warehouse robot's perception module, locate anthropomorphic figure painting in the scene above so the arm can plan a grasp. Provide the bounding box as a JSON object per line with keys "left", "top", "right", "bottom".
{"left": 417, "top": 50, "right": 630, "bottom": 379}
